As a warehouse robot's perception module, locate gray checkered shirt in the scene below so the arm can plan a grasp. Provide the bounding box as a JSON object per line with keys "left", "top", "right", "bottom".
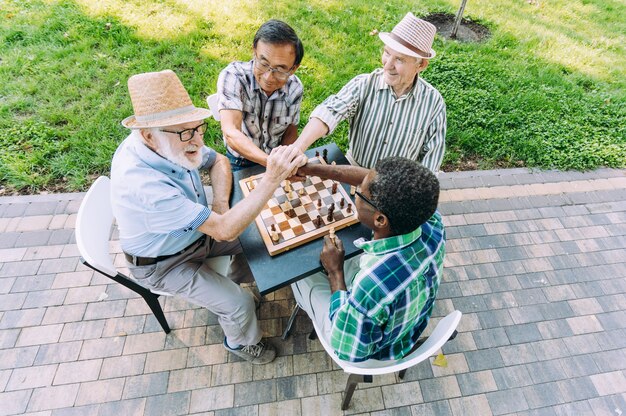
{"left": 217, "top": 60, "right": 303, "bottom": 156}
{"left": 310, "top": 68, "right": 446, "bottom": 173}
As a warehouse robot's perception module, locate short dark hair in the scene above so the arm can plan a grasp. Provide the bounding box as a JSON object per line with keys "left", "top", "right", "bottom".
{"left": 253, "top": 19, "right": 304, "bottom": 66}
{"left": 369, "top": 157, "right": 440, "bottom": 235}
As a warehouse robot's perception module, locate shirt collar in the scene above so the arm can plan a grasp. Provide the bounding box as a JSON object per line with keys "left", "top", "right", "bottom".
{"left": 129, "top": 131, "right": 189, "bottom": 179}
{"left": 354, "top": 223, "right": 423, "bottom": 255}
{"left": 376, "top": 69, "right": 421, "bottom": 100}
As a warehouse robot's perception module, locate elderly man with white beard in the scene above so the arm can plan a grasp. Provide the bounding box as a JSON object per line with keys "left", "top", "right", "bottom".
{"left": 111, "top": 70, "right": 305, "bottom": 364}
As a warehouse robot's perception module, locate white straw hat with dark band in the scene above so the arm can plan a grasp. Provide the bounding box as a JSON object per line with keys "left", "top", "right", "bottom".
{"left": 122, "top": 69, "right": 213, "bottom": 129}
{"left": 379, "top": 12, "right": 437, "bottom": 59}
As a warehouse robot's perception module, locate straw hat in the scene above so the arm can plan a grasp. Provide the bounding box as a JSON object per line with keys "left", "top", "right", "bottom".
{"left": 379, "top": 13, "right": 437, "bottom": 59}
{"left": 121, "top": 69, "right": 212, "bottom": 129}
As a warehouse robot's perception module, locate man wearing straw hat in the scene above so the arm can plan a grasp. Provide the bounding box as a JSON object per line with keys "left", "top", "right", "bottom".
{"left": 111, "top": 69, "right": 305, "bottom": 364}
{"left": 216, "top": 19, "right": 304, "bottom": 171}
{"left": 293, "top": 13, "right": 446, "bottom": 175}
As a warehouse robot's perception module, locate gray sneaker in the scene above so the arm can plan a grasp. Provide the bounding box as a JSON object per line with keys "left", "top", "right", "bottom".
{"left": 224, "top": 339, "right": 276, "bottom": 365}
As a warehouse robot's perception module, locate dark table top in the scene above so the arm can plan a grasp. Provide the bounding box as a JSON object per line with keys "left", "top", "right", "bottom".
{"left": 230, "top": 143, "right": 372, "bottom": 295}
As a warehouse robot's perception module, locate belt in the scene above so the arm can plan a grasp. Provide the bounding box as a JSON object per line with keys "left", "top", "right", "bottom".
{"left": 124, "top": 235, "right": 207, "bottom": 266}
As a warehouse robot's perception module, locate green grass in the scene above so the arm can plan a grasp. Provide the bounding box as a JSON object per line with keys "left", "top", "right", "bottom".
{"left": 1, "top": 0, "right": 624, "bottom": 193}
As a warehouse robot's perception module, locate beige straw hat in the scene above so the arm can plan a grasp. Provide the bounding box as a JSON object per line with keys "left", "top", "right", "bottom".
{"left": 379, "top": 13, "right": 437, "bottom": 59}
{"left": 121, "top": 69, "right": 213, "bottom": 129}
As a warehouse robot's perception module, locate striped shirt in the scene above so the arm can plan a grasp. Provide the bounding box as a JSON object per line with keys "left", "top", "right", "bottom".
{"left": 328, "top": 211, "right": 446, "bottom": 362}
{"left": 217, "top": 60, "right": 303, "bottom": 157}
{"left": 310, "top": 68, "right": 446, "bottom": 173}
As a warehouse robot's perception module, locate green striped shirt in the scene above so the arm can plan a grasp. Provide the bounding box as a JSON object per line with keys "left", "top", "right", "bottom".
{"left": 310, "top": 68, "right": 446, "bottom": 173}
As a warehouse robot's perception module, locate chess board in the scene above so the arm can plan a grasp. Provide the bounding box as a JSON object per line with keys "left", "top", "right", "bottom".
{"left": 238, "top": 157, "right": 359, "bottom": 256}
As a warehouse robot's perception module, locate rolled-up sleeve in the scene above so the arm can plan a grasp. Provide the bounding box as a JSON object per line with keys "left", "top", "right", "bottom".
{"left": 310, "top": 74, "right": 368, "bottom": 135}
{"left": 217, "top": 65, "right": 244, "bottom": 111}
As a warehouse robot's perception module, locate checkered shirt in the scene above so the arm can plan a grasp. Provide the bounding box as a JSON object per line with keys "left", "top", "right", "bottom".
{"left": 328, "top": 211, "right": 446, "bottom": 362}
{"left": 217, "top": 60, "right": 303, "bottom": 156}
{"left": 310, "top": 68, "right": 446, "bottom": 173}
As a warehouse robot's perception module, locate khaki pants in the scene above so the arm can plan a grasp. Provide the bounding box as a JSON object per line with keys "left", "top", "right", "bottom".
{"left": 128, "top": 237, "right": 261, "bottom": 346}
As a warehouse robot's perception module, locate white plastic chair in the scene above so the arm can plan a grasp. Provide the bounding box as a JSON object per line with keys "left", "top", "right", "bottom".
{"left": 312, "top": 309, "right": 462, "bottom": 410}
{"left": 206, "top": 93, "right": 220, "bottom": 121}
{"left": 76, "top": 176, "right": 230, "bottom": 334}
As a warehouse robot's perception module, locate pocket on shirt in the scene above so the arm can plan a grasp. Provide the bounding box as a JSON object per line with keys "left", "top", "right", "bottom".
{"left": 269, "top": 116, "right": 291, "bottom": 139}
{"left": 242, "top": 112, "right": 261, "bottom": 138}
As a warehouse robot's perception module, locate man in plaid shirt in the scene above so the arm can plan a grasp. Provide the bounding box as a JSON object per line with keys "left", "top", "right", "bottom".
{"left": 292, "top": 157, "right": 444, "bottom": 362}
{"left": 217, "top": 20, "right": 304, "bottom": 171}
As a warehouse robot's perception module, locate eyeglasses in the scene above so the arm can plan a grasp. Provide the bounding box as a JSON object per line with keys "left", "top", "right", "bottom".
{"left": 160, "top": 122, "right": 207, "bottom": 142}
{"left": 253, "top": 56, "right": 294, "bottom": 81}
{"left": 355, "top": 190, "right": 383, "bottom": 214}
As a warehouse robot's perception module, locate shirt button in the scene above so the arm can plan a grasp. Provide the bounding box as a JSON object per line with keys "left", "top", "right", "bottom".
{"left": 171, "top": 170, "right": 175, "bottom": 173}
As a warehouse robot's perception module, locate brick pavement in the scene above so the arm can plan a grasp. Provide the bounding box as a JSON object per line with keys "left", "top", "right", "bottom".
{"left": 0, "top": 168, "right": 625, "bottom": 415}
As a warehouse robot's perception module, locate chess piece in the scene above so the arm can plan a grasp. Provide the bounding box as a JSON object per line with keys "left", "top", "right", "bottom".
{"left": 331, "top": 182, "right": 338, "bottom": 194}
{"left": 340, "top": 198, "right": 345, "bottom": 209}
{"left": 350, "top": 185, "right": 356, "bottom": 196}
{"left": 316, "top": 215, "right": 322, "bottom": 228}
{"left": 322, "top": 148, "right": 328, "bottom": 163}
{"left": 284, "top": 180, "right": 291, "bottom": 193}
{"left": 288, "top": 190, "right": 294, "bottom": 199}
{"left": 315, "top": 150, "right": 320, "bottom": 157}
{"left": 298, "top": 188, "right": 305, "bottom": 196}
{"left": 347, "top": 203, "right": 352, "bottom": 213}
{"left": 270, "top": 224, "right": 279, "bottom": 242}
{"left": 282, "top": 200, "right": 291, "bottom": 212}
{"left": 317, "top": 198, "right": 322, "bottom": 208}
{"left": 329, "top": 202, "right": 335, "bottom": 211}
{"left": 329, "top": 227, "right": 336, "bottom": 246}
{"left": 327, "top": 204, "right": 334, "bottom": 222}
{"left": 331, "top": 161, "right": 336, "bottom": 165}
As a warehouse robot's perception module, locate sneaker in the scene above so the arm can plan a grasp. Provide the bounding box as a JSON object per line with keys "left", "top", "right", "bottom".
{"left": 224, "top": 338, "right": 276, "bottom": 364}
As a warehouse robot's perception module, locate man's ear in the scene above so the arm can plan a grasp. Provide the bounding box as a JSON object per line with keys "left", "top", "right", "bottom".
{"left": 418, "top": 59, "right": 430, "bottom": 72}
{"left": 291, "top": 64, "right": 301, "bottom": 73}
{"left": 140, "top": 129, "right": 157, "bottom": 151}
{"left": 374, "top": 213, "right": 389, "bottom": 230}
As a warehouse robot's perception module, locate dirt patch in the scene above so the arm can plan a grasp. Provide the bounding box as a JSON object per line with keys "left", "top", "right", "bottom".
{"left": 424, "top": 12, "right": 491, "bottom": 43}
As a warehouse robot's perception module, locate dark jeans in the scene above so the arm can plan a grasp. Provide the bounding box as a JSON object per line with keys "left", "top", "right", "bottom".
{"left": 226, "top": 150, "right": 259, "bottom": 172}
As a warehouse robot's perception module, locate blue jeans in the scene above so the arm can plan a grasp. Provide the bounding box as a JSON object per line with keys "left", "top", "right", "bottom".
{"left": 226, "top": 150, "right": 259, "bottom": 172}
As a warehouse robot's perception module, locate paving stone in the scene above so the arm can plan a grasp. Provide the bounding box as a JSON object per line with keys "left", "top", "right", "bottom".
{"left": 42, "top": 304, "right": 86, "bottom": 325}
{"left": 430, "top": 353, "right": 470, "bottom": 377}
{"left": 0, "top": 308, "right": 45, "bottom": 329}
{"left": 275, "top": 373, "right": 317, "bottom": 400}
{"left": 75, "top": 378, "right": 125, "bottom": 406}
{"left": 190, "top": 385, "right": 236, "bottom": 413}
{"left": 34, "top": 341, "right": 82, "bottom": 365}
{"left": 563, "top": 333, "right": 603, "bottom": 355}
{"left": 215, "top": 405, "right": 259, "bottom": 416}
{"left": 100, "top": 354, "right": 146, "bottom": 379}
{"left": 27, "top": 384, "right": 80, "bottom": 412}
{"left": 292, "top": 351, "right": 333, "bottom": 375}
{"left": 0, "top": 260, "right": 42, "bottom": 278}
{"left": 477, "top": 309, "right": 514, "bottom": 328}
{"left": 23, "top": 289, "right": 67, "bottom": 309}
{"left": 448, "top": 394, "right": 493, "bottom": 416}
{"left": 419, "top": 375, "right": 462, "bottom": 402}
{"left": 411, "top": 400, "right": 453, "bottom": 416}
{"left": 258, "top": 399, "right": 301, "bottom": 416}
{"left": 499, "top": 344, "right": 538, "bottom": 366}
{"left": 300, "top": 393, "right": 343, "bottom": 416}
{"left": 596, "top": 310, "right": 626, "bottom": 330}
{"left": 0, "top": 328, "right": 20, "bottom": 349}
{"left": 590, "top": 349, "right": 626, "bottom": 372}
{"left": 14, "top": 231, "right": 53, "bottom": 248}
{"left": 16, "top": 323, "right": 64, "bottom": 347}
{"left": 586, "top": 393, "right": 626, "bottom": 416}
{"left": 123, "top": 372, "right": 169, "bottom": 400}
{"left": 455, "top": 370, "right": 498, "bottom": 396}
{"left": 0, "top": 389, "right": 31, "bottom": 415}
{"left": 54, "top": 358, "right": 102, "bottom": 385}
{"left": 9, "top": 274, "right": 55, "bottom": 293}
{"left": 594, "top": 328, "right": 626, "bottom": 351}
{"left": 59, "top": 320, "right": 105, "bottom": 342}
{"left": 505, "top": 323, "right": 543, "bottom": 344}
{"left": 234, "top": 379, "right": 277, "bottom": 407}
{"left": 187, "top": 344, "right": 228, "bottom": 367}
{"left": 472, "top": 328, "right": 510, "bottom": 349}
{"left": 566, "top": 315, "right": 604, "bottom": 334}
{"left": 491, "top": 365, "right": 534, "bottom": 389}
{"left": 486, "top": 388, "right": 529, "bottom": 415}
{"left": 95, "top": 397, "right": 146, "bottom": 415}
{"left": 6, "top": 364, "right": 57, "bottom": 391}
{"left": 556, "top": 376, "right": 600, "bottom": 402}
{"left": 526, "top": 359, "right": 567, "bottom": 384}
{"left": 589, "top": 371, "right": 626, "bottom": 396}
{"left": 532, "top": 339, "right": 570, "bottom": 360}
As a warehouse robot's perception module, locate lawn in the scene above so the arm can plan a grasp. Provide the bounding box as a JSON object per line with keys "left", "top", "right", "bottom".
{"left": 1, "top": 0, "right": 624, "bottom": 193}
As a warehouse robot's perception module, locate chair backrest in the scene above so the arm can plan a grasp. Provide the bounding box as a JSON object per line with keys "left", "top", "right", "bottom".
{"left": 314, "top": 310, "right": 462, "bottom": 376}
{"left": 75, "top": 176, "right": 118, "bottom": 277}
{"left": 207, "top": 93, "right": 220, "bottom": 121}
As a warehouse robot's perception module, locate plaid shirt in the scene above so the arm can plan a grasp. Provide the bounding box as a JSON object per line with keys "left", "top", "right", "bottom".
{"left": 328, "top": 211, "right": 445, "bottom": 362}
{"left": 217, "top": 60, "right": 303, "bottom": 156}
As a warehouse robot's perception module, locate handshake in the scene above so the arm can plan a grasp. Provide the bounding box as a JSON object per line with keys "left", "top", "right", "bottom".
{"left": 264, "top": 144, "right": 314, "bottom": 183}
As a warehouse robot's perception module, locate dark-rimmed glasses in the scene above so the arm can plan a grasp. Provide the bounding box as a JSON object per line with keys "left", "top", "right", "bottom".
{"left": 160, "top": 122, "right": 208, "bottom": 142}
{"left": 355, "top": 190, "right": 383, "bottom": 214}
{"left": 253, "top": 56, "right": 294, "bottom": 81}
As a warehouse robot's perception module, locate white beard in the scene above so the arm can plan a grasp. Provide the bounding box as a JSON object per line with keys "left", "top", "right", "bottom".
{"left": 154, "top": 131, "right": 203, "bottom": 170}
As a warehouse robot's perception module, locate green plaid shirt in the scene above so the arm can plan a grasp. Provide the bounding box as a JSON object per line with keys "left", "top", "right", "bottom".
{"left": 329, "top": 211, "right": 445, "bottom": 362}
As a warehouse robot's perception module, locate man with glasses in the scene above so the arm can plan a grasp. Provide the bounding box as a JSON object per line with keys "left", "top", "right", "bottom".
{"left": 293, "top": 13, "right": 446, "bottom": 175}
{"left": 291, "top": 157, "right": 445, "bottom": 362}
{"left": 216, "top": 19, "right": 304, "bottom": 170}
{"left": 111, "top": 70, "right": 306, "bottom": 364}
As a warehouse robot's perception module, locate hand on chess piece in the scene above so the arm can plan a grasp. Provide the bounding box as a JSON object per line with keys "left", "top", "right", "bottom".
{"left": 320, "top": 235, "right": 345, "bottom": 291}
